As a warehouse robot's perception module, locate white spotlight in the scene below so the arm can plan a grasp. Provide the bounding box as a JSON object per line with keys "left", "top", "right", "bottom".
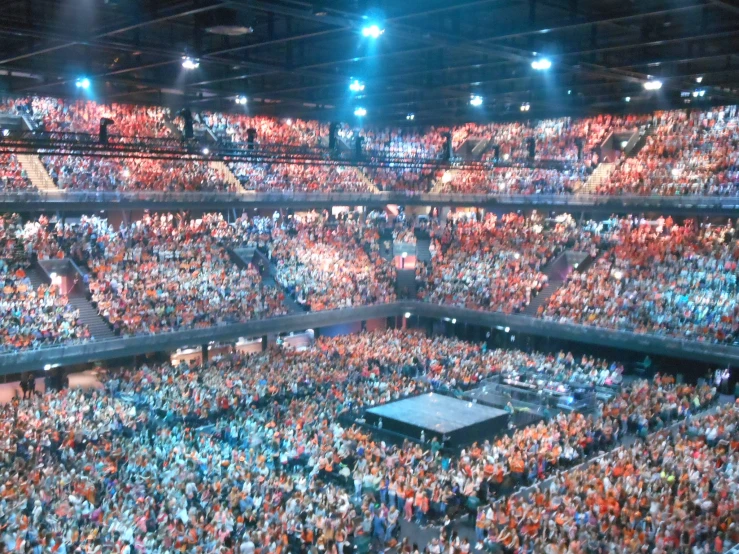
{"left": 451, "top": 318, "right": 457, "bottom": 324}
{"left": 354, "top": 107, "right": 367, "bottom": 117}
{"left": 531, "top": 58, "right": 552, "bottom": 70}
{"left": 404, "top": 312, "right": 412, "bottom": 319}
{"left": 520, "top": 102, "right": 530, "bottom": 112}
{"left": 692, "top": 89, "right": 705, "bottom": 98}
{"left": 406, "top": 113, "right": 415, "bottom": 121}
{"left": 1, "top": 129, "right": 9, "bottom": 137}
{"left": 625, "top": 96, "right": 631, "bottom": 102}
{"left": 643, "top": 80, "right": 662, "bottom": 91}
{"left": 182, "top": 57, "right": 200, "bottom": 70}
{"left": 470, "top": 95, "right": 483, "bottom": 107}
{"left": 235, "top": 96, "right": 248, "bottom": 105}
{"left": 695, "top": 76, "right": 703, "bottom": 83}
{"left": 361, "top": 24, "right": 384, "bottom": 39}
{"left": 349, "top": 79, "right": 365, "bottom": 92}
{"left": 202, "top": 148, "right": 210, "bottom": 155}
{"left": 75, "top": 77, "right": 91, "bottom": 89}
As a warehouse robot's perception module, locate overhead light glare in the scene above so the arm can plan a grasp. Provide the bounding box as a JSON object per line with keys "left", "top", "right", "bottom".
{"left": 182, "top": 57, "right": 200, "bottom": 70}
{"left": 643, "top": 80, "right": 662, "bottom": 91}
{"left": 692, "top": 89, "right": 705, "bottom": 98}
{"left": 406, "top": 113, "right": 415, "bottom": 121}
{"left": 361, "top": 24, "right": 384, "bottom": 39}
{"left": 235, "top": 96, "right": 248, "bottom": 105}
{"left": 202, "top": 147, "right": 210, "bottom": 155}
{"left": 349, "top": 79, "right": 365, "bottom": 92}
{"left": 354, "top": 107, "right": 367, "bottom": 117}
{"left": 520, "top": 102, "right": 530, "bottom": 112}
{"left": 531, "top": 58, "right": 552, "bottom": 70}
{"left": 625, "top": 96, "right": 631, "bottom": 102}
{"left": 470, "top": 95, "right": 483, "bottom": 107}
{"left": 75, "top": 77, "right": 91, "bottom": 89}
{"left": 695, "top": 76, "right": 703, "bottom": 83}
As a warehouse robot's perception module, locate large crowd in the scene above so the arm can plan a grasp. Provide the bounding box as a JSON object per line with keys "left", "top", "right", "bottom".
{"left": 1, "top": 96, "right": 739, "bottom": 196}
{"left": 268, "top": 216, "right": 396, "bottom": 310}
{"left": 57, "top": 213, "right": 287, "bottom": 336}
{"left": 229, "top": 162, "right": 372, "bottom": 193}
{"left": 418, "top": 213, "right": 587, "bottom": 314}
{"left": 540, "top": 217, "right": 739, "bottom": 344}
{"left": 597, "top": 106, "right": 739, "bottom": 196}
{"left": 0, "top": 214, "right": 89, "bottom": 351}
{"left": 435, "top": 168, "right": 584, "bottom": 195}
{"left": 0, "top": 328, "right": 727, "bottom": 554}
{"left": 0, "top": 154, "right": 33, "bottom": 192}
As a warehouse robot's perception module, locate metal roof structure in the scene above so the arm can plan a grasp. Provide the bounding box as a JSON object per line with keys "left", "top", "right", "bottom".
{"left": 1, "top": 0, "right": 738, "bottom": 123}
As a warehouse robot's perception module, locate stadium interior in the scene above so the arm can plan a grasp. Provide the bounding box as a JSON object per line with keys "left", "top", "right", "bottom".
{"left": 0, "top": 0, "right": 738, "bottom": 553}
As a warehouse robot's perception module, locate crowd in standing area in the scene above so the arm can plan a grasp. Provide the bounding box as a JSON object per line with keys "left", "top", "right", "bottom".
{"left": 540, "top": 217, "right": 739, "bottom": 344}
{"left": 0, "top": 328, "right": 723, "bottom": 554}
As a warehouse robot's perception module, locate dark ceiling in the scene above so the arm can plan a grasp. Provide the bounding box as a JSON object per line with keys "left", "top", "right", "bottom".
{"left": 1, "top": 0, "right": 739, "bottom": 124}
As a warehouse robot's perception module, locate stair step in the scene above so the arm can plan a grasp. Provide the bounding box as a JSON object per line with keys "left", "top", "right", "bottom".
{"left": 68, "top": 294, "right": 117, "bottom": 340}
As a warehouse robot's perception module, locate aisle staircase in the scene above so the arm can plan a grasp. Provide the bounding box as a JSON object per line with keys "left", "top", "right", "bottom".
{"left": 578, "top": 162, "right": 615, "bottom": 194}
{"left": 521, "top": 251, "right": 572, "bottom": 316}
{"left": 68, "top": 291, "right": 117, "bottom": 340}
{"left": 211, "top": 161, "right": 246, "bottom": 192}
{"left": 396, "top": 269, "right": 417, "bottom": 298}
{"left": 355, "top": 168, "right": 381, "bottom": 193}
{"left": 17, "top": 154, "right": 59, "bottom": 192}
{"left": 415, "top": 238, "right": 432, "bottom": 263}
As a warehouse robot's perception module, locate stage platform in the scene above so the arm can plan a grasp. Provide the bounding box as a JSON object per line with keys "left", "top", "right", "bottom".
{"left": 365, "top": 393, "right": 509, "bottom": 448}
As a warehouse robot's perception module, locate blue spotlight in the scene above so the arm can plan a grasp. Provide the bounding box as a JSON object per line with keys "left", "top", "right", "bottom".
{"left": 531, "top": 58, "right": 552, "bottom": 70}
{"left": 75, "top": 77, "right": 91, "bottom": 89}
{"left": 470, "top": 95, "right": 483, "bottom": 107}
{"left": 361, "top": 24, "right": 384, "bottom": 38}
{"left": 354, "top": 107, "right": 367, "bottom": 117}
{"left": 349, "top": 79, "right": 365, "bottom": 92}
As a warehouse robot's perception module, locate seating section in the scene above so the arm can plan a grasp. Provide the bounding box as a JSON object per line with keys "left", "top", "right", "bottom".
{"left": 43, "top": 156, "right": 235, "bottom": 192}
{"left": 203, "top": 112, "right": 325, "bottom": 147}
{"left": 229, "top": 162, "right": 371, "bottom": 192}
{"left": 436, "top": 167, "right": 583, "bottom": 194}
{"left": 419, "top": 213, "right": 583, "bottom": 313}
{"left": 540, "top": 217, "right": 739, "bottom": 343}
{"left": 66, "top": 213, "right": 287, "bottom": 336}
{"left": 269, "top": 218, "right": 396, "bottom": 310}
{"left": 340, "top": 124, "right": 448, "bottom": 159}
{"left": 0, "top": 214, "right": 89, "bottom": 350}
{"left": 366, "top": 167, "right": 440, "bottom": 192}
{"left": 0, "top": 154, "right": 34, "bottom": 192}
{"left": 597, "top": 106, "right": 739, "bottom": 196}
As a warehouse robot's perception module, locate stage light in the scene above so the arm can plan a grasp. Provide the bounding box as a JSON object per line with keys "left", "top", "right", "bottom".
{"left": 182, "top": 57, "right": 200, "bottom": 70}
{"left": 567, "top": 89, "right": 572, "bottom": 95}
{"left": 361, "top": 24, "right": 384, "bottom": 38}
{"left": 44, "top": 364, "right": 51, "bottom": 371}
{"left": 406, "top": 113, "right": 415, "bottom": 121}
{"left": 354, "top": 107, "right": 367, "bottom": 117}
{"left": 470, "top": 95, "right": 483, "bottom": 107}
{"left": 696, "top": 76, "right": 703, "bottom": 83}
{"left": 504, "top": 327, "right": 510, "bottom": 333}
{"left": 404, "top": 312, "right": 411, "bottom": 319}
{"left": 75, "top": 77, "right": 91, "bottom": 89}
{"left": 643, "top": 80, "right": 662, "bottom": 90}
{"left": 625, "top": 96, "right": 631, "bottom": 102}
{"left": 349, "top": 79, "right": 365, "bottom": 92}
{"left": 202, "top": 147, "right": 210, "bottom": 155}
{"left": 531, "top": 58, "right": 552, "bottom": 70}
{"left": 520, "top": 102, "right": 530, "bottom": 112}
{"left": 235, "top": 96, "right": 248, "bottom": 105}
{"left": 692, "top": 89, "right": 705, "bottom": 98}
{"left": 1, "top": 129, "right": 8, "bottom": 137}
{"left": 451, "top": 318, "right": 457, "bottom": 324}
